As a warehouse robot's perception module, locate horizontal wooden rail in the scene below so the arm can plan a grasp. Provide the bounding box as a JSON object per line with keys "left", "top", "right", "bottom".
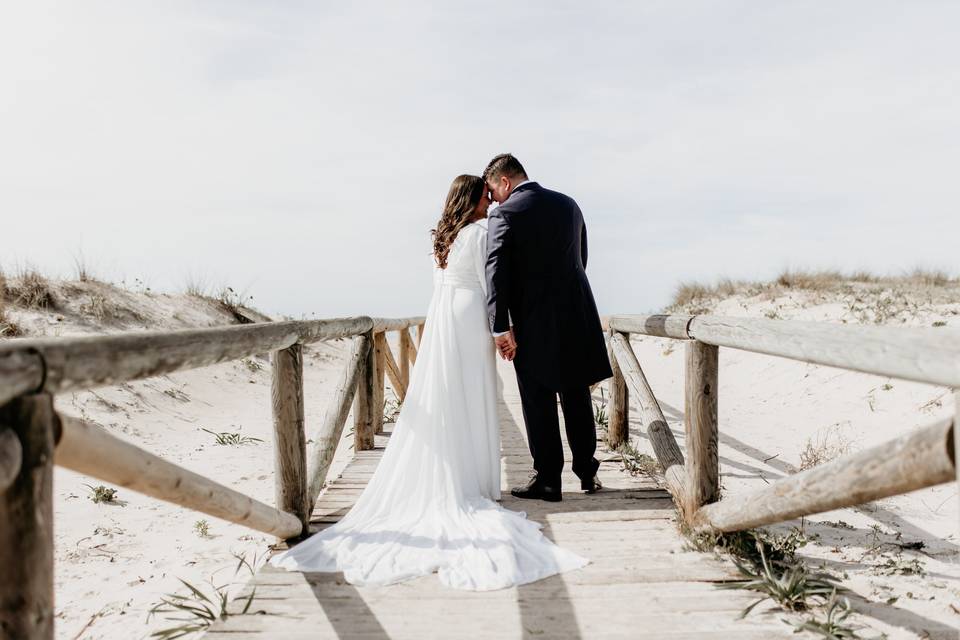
{"left": 371, "top": 316, "right": 426, "bottom": 333}
{"left": 693, "top": 416, "right": 956, "bottom": 532}
{"left": 55, "top": 416, "right": 303, "bottom": 538}
{"left": 0, "top": 317, "right": 373, "bottom": 404}
{"left": 688, "top": 316, "right": 960, "bottom": 387}
{"left": 610, "top": 315, "right": 692, "bottom": 340}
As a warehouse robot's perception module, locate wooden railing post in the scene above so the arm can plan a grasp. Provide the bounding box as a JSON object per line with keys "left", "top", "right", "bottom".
{"left": 684, "top": 341, "right": 720, "bottom": 514}
{"left": 373, "top": 332, "right": 386, "bottom": 434}
{"left": 416, "top": 322, "right": 425, "bottom": 347}
{"left": 0, "top": 394, "right": 57, "bottom": 640}
{"left": 354, "top": 330, "right": 377, "bottom": 451}
{"left": 955, "top": 390, "right": 959, "bottom": 535}
{"left": 607, "top": 330, "right": 629, "bottom": 448}
{"left": 398, "top": 329, "right": 412, "bottom": 390}
{"left": 271, "top": 343, "right": 308, "bottom": 535}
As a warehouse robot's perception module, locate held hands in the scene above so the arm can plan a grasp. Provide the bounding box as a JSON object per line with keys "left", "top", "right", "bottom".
{"left": 494, "top": 330, "right": 517, "bottom": 361}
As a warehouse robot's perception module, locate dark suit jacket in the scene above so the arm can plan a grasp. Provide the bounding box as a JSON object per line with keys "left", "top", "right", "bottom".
{"left": 485, "top": 182, "right": 612, "bottom": 390}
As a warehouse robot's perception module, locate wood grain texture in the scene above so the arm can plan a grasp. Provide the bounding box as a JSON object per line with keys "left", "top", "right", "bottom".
{"left": 0, "top": 349, "right": 45, "bottom": 408}
{"left": 689, "top": 315, "right": 960, "bottom": 387}
{"left": 684, "top": 342, "right": 720, "bottom": 517}
{"left": 416, "top": 322, "right": 425, "bottom": 347}
{"left": 371, "top": 317, "right": 426, "bottom": 333}
{"left": 0, "top": 317, "right": 373, "bottom": 398}
{"left": 398, "top": 329, "right": 412, "bottom": 387}
{"left": 307, "top": 335, "right": 369, "bottom": 508}
{"left": 0, "top": 394, "right": 57, "bottom": 640}
{"left": 353, "top": 330, "right": 377, "bottom": 452}
{"left": 54, "top": 415, "right": 302, "bottom": 538}
{"left": 606, "top": 331, "right": 629, "bottom": 448}
{"left": 373, "top": 332, "right": 387, "bottom": 434}
{"left": 609, "top": 315, "right": 693, "bottom": 340}
{"left": 272, "top": 344, "right": 308, "bottom": 535}
{"left": 382, "top": 335, "right": 406, "bottom": 403}
{"left": 0, "top": 427, "right": 22, "bottom": 493}
{"left": 403, "top": 327, "right": 418, "bottom": 365}
{"left": 694, "top": 416, "right": 956, "bottom": 532}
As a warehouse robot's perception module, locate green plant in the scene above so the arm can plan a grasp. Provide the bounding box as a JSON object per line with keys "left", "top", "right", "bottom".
{"left": 193, "top": 520, "right": 211, "bottom": 537}
{"left": 593, "top": 388, "right": 608, "bottom": 429}
{"left": 201, "top": 428, "right": 263, "bottom": 446}
{"left": 720, "top": 542, "right": 839, "bottom": 616}
{"left": 792, "top": 590, "right": 862, "bottom": 639}
{"left": 85, "top": 484, "right": 119, "bottom": 504}
{"left": 872, "top": 553, "right": 925, "bottom": 576}
{"left": 147, "top": 552, "right": 258, "bottom": 639}
{"left": 932, "top": 320, "right": 947, "bottom": 327}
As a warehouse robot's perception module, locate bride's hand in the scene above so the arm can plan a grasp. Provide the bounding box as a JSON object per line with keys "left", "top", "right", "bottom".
{"left": 494, "top": 331, "right": 517, "bottom": 361}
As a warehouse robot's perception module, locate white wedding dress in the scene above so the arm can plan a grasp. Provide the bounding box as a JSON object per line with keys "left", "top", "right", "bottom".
{"left": 270, "top": 219, "right": 588, "bottom": 590}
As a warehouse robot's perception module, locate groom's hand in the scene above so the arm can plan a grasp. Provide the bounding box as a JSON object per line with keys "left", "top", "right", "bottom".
{"left": 495, "top": 330, "right": 517, "bottom": 361}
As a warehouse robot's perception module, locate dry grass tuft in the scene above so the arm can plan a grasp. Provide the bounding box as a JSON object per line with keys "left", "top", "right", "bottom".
{"left": 776, "top": 269, "right": 845, "bottom": 291}
{"left": 796, "top": 425, "right": 852, "bottom": 472}
{"left": 0, "top": 304, "right": 23, "bottom": 337}
{"left": 8, "top": 268, "right": 56, "bottom": 309}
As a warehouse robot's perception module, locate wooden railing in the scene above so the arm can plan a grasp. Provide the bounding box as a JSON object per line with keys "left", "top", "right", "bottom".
{"left": 0, "top": 315, "right": 423, "bottom": 639}
{"left": 606, "top": 314, "right": 959, "bottom": 532}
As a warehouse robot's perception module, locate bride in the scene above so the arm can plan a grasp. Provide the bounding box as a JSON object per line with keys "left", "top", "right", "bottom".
{"left": 270, "top": 175, "right": 588, "bottom": 590}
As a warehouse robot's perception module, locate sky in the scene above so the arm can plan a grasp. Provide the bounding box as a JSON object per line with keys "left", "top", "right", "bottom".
{"left": 1, "top": 2, "right": 958, "bottom": 319}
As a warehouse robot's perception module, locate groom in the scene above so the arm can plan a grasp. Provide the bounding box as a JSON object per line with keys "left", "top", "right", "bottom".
{"left": 483, "top": 153, "right": 613, "bottom": 502}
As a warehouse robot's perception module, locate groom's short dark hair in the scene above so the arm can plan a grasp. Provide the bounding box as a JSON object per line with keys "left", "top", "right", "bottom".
{"left": 483, "top": 153, "right": 527, "bottom": 182}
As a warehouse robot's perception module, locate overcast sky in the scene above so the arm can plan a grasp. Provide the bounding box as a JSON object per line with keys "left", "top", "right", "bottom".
{"left": 2, "top": 2, "right": 957, "bottom": 318}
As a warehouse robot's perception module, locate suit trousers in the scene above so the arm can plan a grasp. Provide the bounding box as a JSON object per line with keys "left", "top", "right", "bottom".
{"left": 514, "top": 366, "right": 600, "bottom": 486}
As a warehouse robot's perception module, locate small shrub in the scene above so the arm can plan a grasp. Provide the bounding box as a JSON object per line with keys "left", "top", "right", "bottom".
{"left": 932, "top": 320, "right": 947, "bottom": 327}
{"left": 202, "top": 428, "right": 263, "bottom": 446}
{"left": 0, "top": 305, "right": 23, "bottom": 337}
{"left": 85, "top": 484, "right": 119, "bottom": 504}
{"left": 593, "top": 388, "right": 608, "bottom": 429}
{"left": 217, "top": 286, "right": 255, "bottom": 323}
{"left": 776, "top": 270, "right": 844, "bottom": 291}
{"left": 672, "top": 281, "right": 715, "bottom": 310}
{"left": 10, "top": 268, "right": 55, "bottom": 309}
{"left": 79, "top": 293, "right": 117, "bottom": 321}
{"left": 872, "top": 553, "right": 925, "bottom": 576}
{"left": 193, "top": 520, "right": 211, "bottom": 537}
{"left": 792, "top": 591, "right": 862, "bottom": 639}
{"left": 797, "top": 426, "right": 851, "bottom": 472}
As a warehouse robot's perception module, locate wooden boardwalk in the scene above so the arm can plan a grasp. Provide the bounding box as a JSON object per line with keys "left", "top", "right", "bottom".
{"left": 206, "top": 363, "right": 793, "bottom": 639}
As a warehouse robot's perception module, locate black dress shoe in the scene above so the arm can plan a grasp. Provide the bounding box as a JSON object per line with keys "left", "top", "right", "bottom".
{"left": 510, "top": 476, "right": 562, "bottom": 502}
{"left": 581, "top": 475, "right": 602, "bottom": 494}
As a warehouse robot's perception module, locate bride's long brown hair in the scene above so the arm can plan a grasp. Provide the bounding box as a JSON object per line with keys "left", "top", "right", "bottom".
{"left": 431, "top": 174, "right": 485, "bottom": 269}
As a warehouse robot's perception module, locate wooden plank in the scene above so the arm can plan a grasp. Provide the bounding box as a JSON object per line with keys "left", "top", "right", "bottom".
{"left": 381, "top": 334, "right": 406, "bottom": 403}
{"left": 609, "top": 314, "right": 693, "bottom": 339}
{"left": 0, "top": 317, "right": 374, "bottom": 398}
{"left": 695, "top": 416, "right": 956, "bottom": 532}
{"left": 373, "top": 332, "right": 386, "bottom": 434}
{"left": 398, "top": 329, "right": 412, "bottom": 386}
{"left": 272, "top": 343, "right": 308, "bottom": 534}
{"left": 689, "top": 315, "right": 960, "bottom": 387}
{"left": 401, "top": 327, "right": 417, "bottom": 367}
{"left": 54, "top": 415, "right": 302, "bottom": 538}
{"left": 684, "top": 341, "right": 719, "bottom": 518}
{"left": 306, "top": 335, "right": 369, "bottom": 508}
{"left": 606, "top": 330, "right": 629, "bottom": 448}
{"left": 0, "top": 394, "right": 56, "bottom": 640}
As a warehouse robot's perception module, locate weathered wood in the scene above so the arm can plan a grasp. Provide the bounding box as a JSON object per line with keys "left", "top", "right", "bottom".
{"left": 689, "top": 315, "right": 960, "bottom": 388}
{"left": 684, "top": 341, "right": 720, "bottom": 516}
{"left": 0, "top": 394, "right": 57, "bottom": 640}
{"left": 608, "top": 333, "right": 688, "bottom": 509}
{"left": 382, "top": 336, "right": 406, "bottom": 404}
{"left": 271, "top": 344, "right": 308, "bottom": 535}
{"left": 416, "top": 322, "right": 425, "bottom": 347}
{"left": 0, "top": 317, "right": 374, "bottom": 398}
{"left": 307, "top": 335, "right": 370, "bottom": 508}
{"left": 54, "top": 415, "right": 302, "bottom": 538}
{"left": 398, "top": 329, "right": 412, "bottom": 386}
{"left": 373, "top": 332, "right": 387, "bottom": 434}
{"left": 609, "top": 314, "right": 693, "bottom": 340}
{"left": 353, "top": 330, "right": 377, "bottom": 451}
{"left": 403, "top": 327, "right": 418, "bottom": 365}
{"left": 606, "top": 330, "right": 629, "bottom": 448}
{"left": 0, "top": 349, "right": 45, "bottom": 408}
{"left": 956, "top": 390, "right": 959, "bottom": 535}
{"left": 371, "top": 317, "right": 426, "bottom": 333}
{"left": 694, "top": 416, "right": 956, "bottom": 532}
{"left": 0, "top": 427, "right": 22, "bottom": 493}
